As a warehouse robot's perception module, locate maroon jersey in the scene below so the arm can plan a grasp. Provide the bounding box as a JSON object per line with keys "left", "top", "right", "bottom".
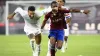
{"left": 45, "top": 9, "right": 70, "bottom": 30}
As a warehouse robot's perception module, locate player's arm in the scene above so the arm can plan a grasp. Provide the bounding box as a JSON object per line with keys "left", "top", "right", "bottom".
{"left": 65, "top": 15, "right": 71, "bottom": 27}
{"left": 7, "top": 7, "right": 23, "bottom": 20}
{"left": 69, "top": 8, "right": 90, "bottom": 14}
{"left": 66, "top": 18, "right": 71, "bottom": 27}
{"left": 41, "top": 19, "right": 47, "bottom": 29}
{"left": 7, "top": 13, "right": 16, "bottom": 19}
{"left": 41, "top": 13, "right": 50, "bottom": 29}
{"left": 61, "top": 8, "right": 90, "bottom": 14}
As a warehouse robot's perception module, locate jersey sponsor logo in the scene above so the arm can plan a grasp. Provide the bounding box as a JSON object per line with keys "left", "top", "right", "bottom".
{"left": 52, "top": 18, "right": 62, "bottom": 22}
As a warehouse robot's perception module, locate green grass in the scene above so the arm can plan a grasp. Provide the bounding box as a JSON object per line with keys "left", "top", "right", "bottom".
{"left": 0, "top": 34, "right": 100, "bottom": 56}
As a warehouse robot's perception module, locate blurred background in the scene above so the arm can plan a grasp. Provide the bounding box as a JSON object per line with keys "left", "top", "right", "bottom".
{"left": 0, "top": 0, "right": 100, "bottom": 35}
{"left": 0, "top": 0, "right": 100, "bottom": 56}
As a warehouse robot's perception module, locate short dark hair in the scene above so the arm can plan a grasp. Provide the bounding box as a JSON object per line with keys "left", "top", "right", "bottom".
{"left": 51, "top": 1, "right": 57, "bottom": 6}
{"left": 28, "top": 6, "right": 35, "bottom": 11}
{"left": 63, "top": 0, "right": 65, "bottom": 3}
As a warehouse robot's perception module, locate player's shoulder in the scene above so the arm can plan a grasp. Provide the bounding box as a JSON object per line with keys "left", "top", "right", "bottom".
{"left": 35, "top": 10, "right": 44, "bottom": 17}
{"left": 46, "top": 11, "right": 52, "bottom": 15}
{"left": 62, "top": 6, "right": 70, "bottom": 10}
{"left": 15, "top": 7, "right": 27, "bottom": 16}
{"left": 23, "top": 10, "right": 27, "bottom": 13}
{"left": 16, "top": 7, "right": 23, "bottom": 10}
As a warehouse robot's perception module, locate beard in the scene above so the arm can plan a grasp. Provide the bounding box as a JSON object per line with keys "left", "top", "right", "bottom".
{"left": 52, "top": 9, "right": 58, "bottom": 13}
{"left": 29, "top": 15, "right": 34, "bottom": 19}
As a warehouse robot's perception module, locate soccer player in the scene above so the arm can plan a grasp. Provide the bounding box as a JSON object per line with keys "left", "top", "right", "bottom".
{"left": 42, "top": 2, "right": 89, "bottom": 56}
{"left": 41, "top": 1, "right": 66, "bottom": 56}
{"left": 46, "top": 0, "right": 90, "bottom": 54}
{"left": 41, "top": 1, "right": 89, "bottom": 56}
{"left": 45, "top": 0, "right": 70, "bottom": 55}
{"left": 7, "top": 6, "right": 43, "bottom": 56}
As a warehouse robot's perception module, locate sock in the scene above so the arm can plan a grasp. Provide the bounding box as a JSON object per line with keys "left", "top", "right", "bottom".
{"left": 50, "top": 44, "right": 55, "bottom": 56}
{"left": 65, "top": 41, "right": 68, "bottom": 49}
{"left": 34, "top": 44, "right": 40, "bottom": 56}
{"left": 61, "top": 41, "right": 65, "bottom": 52}
{"left": 47, "top": 40, "right": 51, "bottom": 56}
{"left": 48, "top": 40, "right": 50, "bottom": 51}
{"left": 51, "top": 49, "right": 55, "bottom": 56}
{"left": 64, "top": 36, "right": 68, "bottom": 49}
{"left": 30, "top": 39, "right": 35, "bottom": 51}
{"left": 65, "top": 39, "right": 67, "bottom": 45}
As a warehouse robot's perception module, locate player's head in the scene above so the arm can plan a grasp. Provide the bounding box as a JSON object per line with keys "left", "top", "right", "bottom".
{"left": 28, "top": 6, "right": 35, "bottom": 19}
{"left": 56, "top": 0, "right": 65, "bottom": 6}
{"left": 51, "top": 1, "right": 58, "bottom": 13}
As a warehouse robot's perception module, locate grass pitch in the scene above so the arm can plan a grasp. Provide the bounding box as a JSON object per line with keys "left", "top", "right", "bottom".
{"left": 0, "top": 34, "right": 100, "bottom": 56}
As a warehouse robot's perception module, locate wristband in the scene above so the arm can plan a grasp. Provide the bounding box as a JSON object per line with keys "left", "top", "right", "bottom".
{"left": 80, "top": 10, "right": 84, "bottom": 13}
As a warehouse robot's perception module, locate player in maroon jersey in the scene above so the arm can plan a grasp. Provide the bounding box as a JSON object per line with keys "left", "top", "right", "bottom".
{"left": 41, "top": 1, "right": 90, "bottom": 56}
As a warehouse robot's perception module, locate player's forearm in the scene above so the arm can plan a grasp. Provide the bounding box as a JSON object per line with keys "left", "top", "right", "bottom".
{"left": 70, "top": 9, "right": 81, "bottom": 13}
{"left": 70, "top": 9, "right": 90, "bottom": 14}
{"left": 7, "top": 13, "right": 16, "bottom": 19}
{"left": 41, "top": 20, "right": 47, "bottom": 29}
{"left": 66, "top": 18, "right": 71, "bottom": 23}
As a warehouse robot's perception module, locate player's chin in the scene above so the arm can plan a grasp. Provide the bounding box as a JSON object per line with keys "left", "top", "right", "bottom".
{"left": 30, "top": 16, "right": 34, "bottom": 19}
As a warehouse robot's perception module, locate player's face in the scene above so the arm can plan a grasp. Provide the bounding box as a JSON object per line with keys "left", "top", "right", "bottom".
{"left": 28, "top": 10, "right": 35, "bottom": 19}
{"left": 51, "top": 3, "right": 58, "bottom": 13}
{"left": 56, "top": 0, "right": 64, "bottom": 6}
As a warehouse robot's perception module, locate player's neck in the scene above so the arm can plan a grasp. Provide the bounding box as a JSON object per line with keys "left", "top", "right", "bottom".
{"left": 52, "top": 11, "right": 58, "bottom": 15}
{"left": 52, "top": 11, "right": 57, "bottom": 16}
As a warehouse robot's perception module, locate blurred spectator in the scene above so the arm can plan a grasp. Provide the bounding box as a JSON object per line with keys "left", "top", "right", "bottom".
{"left": 36, "top": 4, "right": 45, "bottom": 23}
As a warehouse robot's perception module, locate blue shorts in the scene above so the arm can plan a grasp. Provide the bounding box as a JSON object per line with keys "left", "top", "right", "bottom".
{"left": 48, "top": 29, "right": 64, "bottom": 41}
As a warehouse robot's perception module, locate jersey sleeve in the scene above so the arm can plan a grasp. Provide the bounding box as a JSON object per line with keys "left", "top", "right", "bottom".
{"left": 35, "top": 10, "right": 44, "bottom": 17}
{"left": 14, "top": 7, "right": 25, "bottom": 16}
{"left": 65, "top": 13, "right": 72, "bottom": 19}
{"left": 62, "top": 6, "right": 72, "bottom": 19}
{"left": 44, "top": 12, "right": 50, "bottom": 21}
{"left": 65, "top": 8, "right": 72, "bottom": 19}
{"left": 62, "top": 9, "right": 70, "bottom": 13}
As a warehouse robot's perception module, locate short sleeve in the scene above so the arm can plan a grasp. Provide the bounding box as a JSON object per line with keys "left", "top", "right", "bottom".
{"left": 35, "top": 10, "right": 44, "bottom": 17}
{"left": 62, "top": 9, "right": 70, "bottom": 13}
{"left": 14, "top": 7, "right": 25, "bottom": 16}
{"left": 62, "top": 6, "right": 72, "bottom": 19}
{"left": 45, "top": 12, "right": 50, "bottom": 21}
{"left": 14, "top": 7, "right": 23, "bottom": 13}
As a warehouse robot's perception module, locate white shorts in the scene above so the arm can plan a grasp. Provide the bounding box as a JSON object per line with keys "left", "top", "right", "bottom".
{"left": 24, "top": 27, "right": 41, "bottom": 36}
{"left": 64, "top": 29, "right": 69, "bottom": 36}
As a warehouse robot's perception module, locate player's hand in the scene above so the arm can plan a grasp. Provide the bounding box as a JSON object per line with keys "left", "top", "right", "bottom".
{"left": 7, "top": 15, "right": 13, "bottom": 19}
{"left": 7, "top": 13, "right": 16, "bottom": 19}
{"left": 83, "top": 10, "right": 90, "bottom": 14}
